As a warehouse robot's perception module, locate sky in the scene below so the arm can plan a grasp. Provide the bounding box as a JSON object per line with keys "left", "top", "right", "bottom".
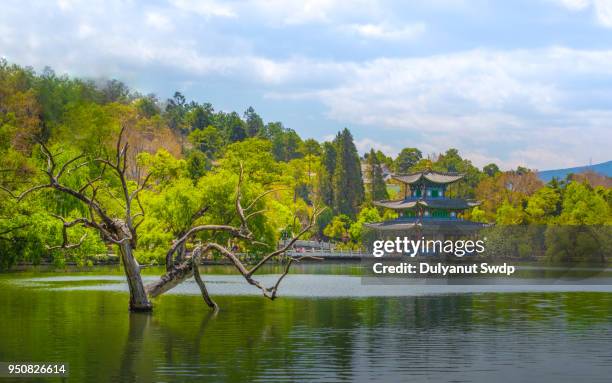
{"left": 1, "top": 0, "right": 612, "bottom": 170}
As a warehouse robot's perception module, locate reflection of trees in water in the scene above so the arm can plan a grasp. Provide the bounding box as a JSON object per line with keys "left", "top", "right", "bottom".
{"left": 4, "top": 277, "right": 612, "bottom": 382}
{"left": 102, "top": 292, "right": 612, "bottom": 381}
{"left": 130, "top": 296, "right": 289, "bottom": 382}
{"left": 112, "top": 296, "right": 479, "bottom": 381}
{"left": 114, "top": 313, "right": 152, "bottom": 382}
{"left": 110, "top": 310, "right": 217, "bottom": 382}
{"left": 470, "top": 292, "right": 612, "bottom": 327}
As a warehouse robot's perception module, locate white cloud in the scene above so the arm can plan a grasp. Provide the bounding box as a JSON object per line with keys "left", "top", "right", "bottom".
{"left": 145, "top": 12, "right": 174, "bottom": 31}
{"left": 249, "top": 0, "right": 338, "bottom": 24}
{"left": 1, "top": 1, "right": 611, "bottom": 169}
{"left": 57, "top": 0, "right": 77, "bottom": 11}
{"left": 594, "top": 0, "right": 612, "bottom": 26}
{"left": 169, "top": 0, "right": 237, "bottom": 18}
{"left": 355, "top": 138, "right": 398, "bottom": 157}
{"left": 268, "top": 47, "right": 612, "bottom": 168}
{"left": 344, "top": 22, "right": 426, "bottom": 41}
{"left": 553, "top": 0, "right": 591, "bottom": 10}
{"left": 8, "top": 34, "right": 606, "bottom": 169}
{"left": 166, "top": 0, "right": 380, "bottom": 25}
{"left": 244, "top": 0, "right": 381, "bottom": 25}
{"left": 551, "top": 0, "right": 612, "bottom": 27}
{"left": 77, "top": 23, "right": 94, "bottom": 39}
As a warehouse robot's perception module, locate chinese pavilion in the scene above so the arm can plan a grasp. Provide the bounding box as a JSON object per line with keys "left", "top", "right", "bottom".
{"left": 365, "top": 170, "right": 485, "bottom": 237}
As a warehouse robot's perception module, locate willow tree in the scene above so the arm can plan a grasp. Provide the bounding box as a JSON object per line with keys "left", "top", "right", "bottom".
{"left": 1, "top": 127, "right": 320, "bottom": 312}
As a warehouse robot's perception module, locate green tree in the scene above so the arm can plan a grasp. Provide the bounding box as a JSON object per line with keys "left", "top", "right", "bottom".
{"left": 186, "top": 103, "right": 214, "bottom": 131}
{"left": 36, "top": 68, "right": 105, "bottom": 130}
{"left": 411, "top": 158, "right": 435, "bottom": 172}
{"left": 469, "top": 206, "right": 488, "bottom": 223}
{"left": 269, "top": 124, "right": 303, "bottom": 162}
{"left": 373, "top": 150, "right": 393, "bottom": 170}
{"left": 544, "top": 225, "right": 609, "bottom": 263}
{"left": 332, "top": 129, "right": 364, "bottom": 217}
{"left": 435, "top": 148, "right": 483, "bottom": 198}
{"left": 185, "top": 150, "right": 210, "bottom": 180}
{"left": 188, "top": 125, "right": 223, "bottom": 159}
{"left": 525, "top": 186, "right": 561, "bottom": 224}
{"left": 323, "top": 214, "right": 352, "bottom": 241}
{"left": 558, "top": 182, "right": 610, "bottom": 225}
{"left": 217, "top": 138, "right": 283, "bottom": 185}
{"left": 348, "top": 207, "right": 381, "bottom": 243}
{"left": 164, "top": 91, "right": 188, "bottom": 133}
{"left": 318, "top": 141, "right": 336, "bottom": 207}
{"left": 483, "top": 163, "right": 500, "bottom": 177}
{"left": 226, "top": 112, "right": 247, "bottom": 142}
{"left": 367, "top": 148, "right": 388, "bottom": 201}
{"left": 496, "top": 200, "right": 525, "bottom": 225}
{"left": 315, "top": 208, "right": 334, "bottom": 237}
{"left": 0, "top": 61, "right": 325, "bottom": 310}
{"left": 134, "top": 95, "right": 160, "bottom": 118}
{"left": 139, "top": 178, "right": 204, "bottom": 263}
{"left": 244, "top": 106, "right": 264, "bottom": 137}
{"left": 394, "top": 148, "right": 422, "bottom": 173}
{"left": 99, "top": 79, "right": 130, "bottom": 103}
{"left": 296, "top": 138, "right": 321, "bottom": 201}
{"left": 300, "top": 138, "right": 321, "bottom": 157}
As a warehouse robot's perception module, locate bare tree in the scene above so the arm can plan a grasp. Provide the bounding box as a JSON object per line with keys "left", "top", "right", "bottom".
{"left": 1, "top": 128, "right": 321, "bottom": 312}
{"left": 145, "top": 163, "right": 322, "bottom": 310}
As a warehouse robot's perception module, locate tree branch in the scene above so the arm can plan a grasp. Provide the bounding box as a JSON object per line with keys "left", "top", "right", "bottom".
{"left": 0, "top": 223, "right": 28, "bottom": 238}
{"left": 266, "top": 255, "right": 323, "bottom": 300}
{"left": 45, "top": 215, "right": 90, "bottom": 251}
{"left": 164, "top": 224, "right": 250, "bottom": 270}
{"left": 192, "top": 245, "right": 219, "bottom": 311}
{"left": 0, "top": 184, "right": 51, "bottom": 202}
{"left": 56, "top": 154, "right": 87, "bottom": 179}
{"left": 129, "top": 172, "right": 152, "bottom": 203}
{"left": 150, "top": 162, "right": 324, "bottom": 306}
{"left": 247, "top": 206, "right": 323, "bottom": 277}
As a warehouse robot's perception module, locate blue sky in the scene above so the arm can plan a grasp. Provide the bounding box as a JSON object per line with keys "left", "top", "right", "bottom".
{"left": 2, "top": 0, "right": 612, "bottom": 170}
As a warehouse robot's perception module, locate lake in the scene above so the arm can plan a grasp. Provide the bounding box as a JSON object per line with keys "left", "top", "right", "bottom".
{"left": 1, "top": 263, "right": 612, "bottom": 382}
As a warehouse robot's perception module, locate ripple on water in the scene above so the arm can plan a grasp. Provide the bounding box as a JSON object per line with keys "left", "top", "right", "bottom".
{"left": 2, "top": 272, "right": 612, "bottom": 383}
{"left": 11, "top": 273, "right": 612, "bottom": 297}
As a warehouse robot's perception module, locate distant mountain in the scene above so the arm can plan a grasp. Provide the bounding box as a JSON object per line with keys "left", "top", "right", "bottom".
{"left": 538, "top": 160, "right": 612, "bottom": 182}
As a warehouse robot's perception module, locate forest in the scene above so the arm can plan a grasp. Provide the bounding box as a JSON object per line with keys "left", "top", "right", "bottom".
{"left": 1, "top": 59, "right": 611, "bottom": 271}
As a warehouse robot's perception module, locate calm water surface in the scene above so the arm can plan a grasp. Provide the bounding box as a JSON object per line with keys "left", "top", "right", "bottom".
{"left": 1, "top": 264, "right": 612, "bottom": 382}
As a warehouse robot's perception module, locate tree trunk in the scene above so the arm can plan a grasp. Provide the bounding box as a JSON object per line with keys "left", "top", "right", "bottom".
{"left": 119, "top": 241, "right": 152, "bottom": 312}
{"left": 145, "top": 261, "right": 194, "bottom": 298}
{"left": 193, "top": 261, "right": 218, "bottom": 311}
{"left": 175, "top": 241, "right": 186, "bottom": 264}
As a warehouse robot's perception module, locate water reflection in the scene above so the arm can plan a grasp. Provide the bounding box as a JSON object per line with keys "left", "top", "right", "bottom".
{"left": 14, "top": 273, "right": 612, "bottom": 297}
{"left": 1, "top": 272, "right": 612, "bottom": 382}
{"left": 115, "top": 313, "right": 151, "bottom": 382}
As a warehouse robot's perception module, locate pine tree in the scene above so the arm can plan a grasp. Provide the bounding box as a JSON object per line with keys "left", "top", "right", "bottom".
{"left": 244, "top": 106, "right": 263, "bottom": 137}
{"left": 318, "top": 141, "right": 336, "bottom": 206}
{"left": 332, "top": 128, "right": 364, "bottom": 217}
{"left": 368, "top": 148, "right": 389, "bottom": 201}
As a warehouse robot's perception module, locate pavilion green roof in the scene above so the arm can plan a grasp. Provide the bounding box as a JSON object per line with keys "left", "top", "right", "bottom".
{"left": 392, "top": 170, "right": 464, "bottom": 185}
{"left": 373, "top": 198, "right": 479, "bottom": 210}
{"left": 364, "top": 220, "right": 487, "bottom": 231}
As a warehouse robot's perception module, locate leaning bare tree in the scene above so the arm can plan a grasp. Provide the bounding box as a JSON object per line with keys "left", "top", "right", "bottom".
{"left": 1, "top": 127, "right": 321, "bottom": 312}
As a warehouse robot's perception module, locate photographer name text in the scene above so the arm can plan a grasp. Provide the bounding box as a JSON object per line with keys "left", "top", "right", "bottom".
{"left": 372, "top": 262, "right": 516, "bottom": 276}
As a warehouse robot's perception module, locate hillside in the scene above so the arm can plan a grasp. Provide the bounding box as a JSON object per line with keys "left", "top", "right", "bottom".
{"left": 538, "top": 160, "right": 612, "bottom": 182}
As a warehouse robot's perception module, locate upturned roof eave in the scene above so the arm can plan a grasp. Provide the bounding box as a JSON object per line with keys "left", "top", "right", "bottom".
{"left": 373, "top": 198, "right": 480, "bottom": 210}
{"left": 391, "top": 170, "right": 465, "bottom": 185}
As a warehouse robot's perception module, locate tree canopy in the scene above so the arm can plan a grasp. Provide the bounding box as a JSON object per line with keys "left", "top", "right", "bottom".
{"left": 0, "top": 59, "right": 610, "bottom": 270}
